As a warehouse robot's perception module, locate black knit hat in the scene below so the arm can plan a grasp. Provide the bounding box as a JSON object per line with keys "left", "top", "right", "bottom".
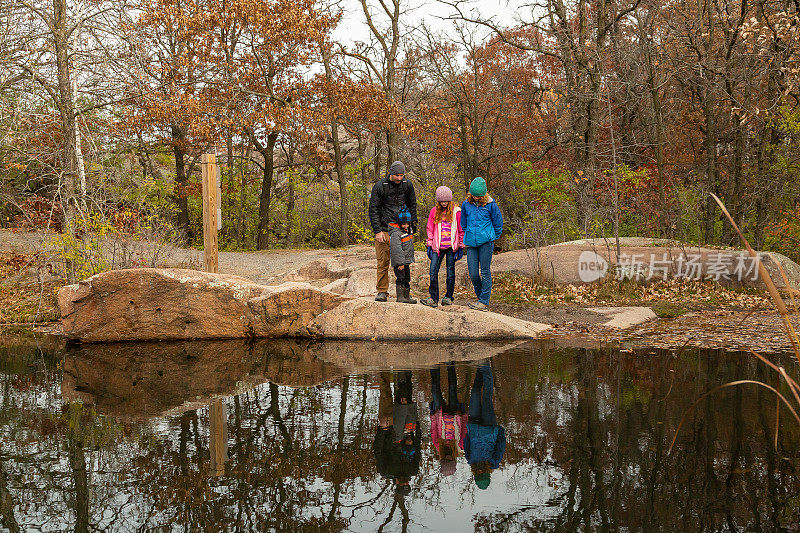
{"left": 388, "top": 161, "right": 406, "bottom": 176}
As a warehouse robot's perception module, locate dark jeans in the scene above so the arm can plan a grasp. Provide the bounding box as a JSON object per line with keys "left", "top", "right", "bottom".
{"left": 468, "top": 362, "right": 497, "bottom": 426}
{"left": 394, "top": 264, "right": 411, "bottom": 290}
{"left": 394, "top": 371, "right": 413, "bottom": 404}
{"left": 429, "top": 362, "right": 462, "bottom": 415}
{"left": 466, "top": 242, "right": 494, "bottom": 304}
{"left": 429, "top": 249, "right": 456, "bottom": 302}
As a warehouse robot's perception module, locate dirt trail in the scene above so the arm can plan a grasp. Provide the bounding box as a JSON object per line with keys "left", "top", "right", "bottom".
{"left": 5, "top": 230, "right": 799, "bottom": 288}
{"left": 7, "top": 229, "right": 799, "bottom": 352}
{"left": 0, "top": 229, "right": 351, "bottom": 283}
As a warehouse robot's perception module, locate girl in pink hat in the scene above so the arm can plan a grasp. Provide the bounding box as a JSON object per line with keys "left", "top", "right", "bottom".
{"left": 421, "top": 186, "right": 465, "bottom": 307}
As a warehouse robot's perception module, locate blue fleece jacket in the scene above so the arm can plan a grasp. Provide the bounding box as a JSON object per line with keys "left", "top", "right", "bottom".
{"left": 461, "top": 198, "right": 503, "bottom": 247}
{"left": 464, "top": 423, "right": 506, "bottom": 469}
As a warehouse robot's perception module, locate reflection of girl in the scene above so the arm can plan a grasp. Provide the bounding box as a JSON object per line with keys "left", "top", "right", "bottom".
{"left": 464, "top": 361, "right": 506, "bottom": 490}
{"left": 429, "top": 362, "right": 467, "bottom": 476}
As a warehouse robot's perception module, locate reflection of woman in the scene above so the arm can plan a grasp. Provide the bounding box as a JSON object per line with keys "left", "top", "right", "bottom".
{"left": 464, "top": 361, "right": 506, "bottom": 490}
{"left": 374, "top": 371, "right": 421, "bottom": 497}
{"left": 429, "top": 362, "right": 467, "bottom": 476}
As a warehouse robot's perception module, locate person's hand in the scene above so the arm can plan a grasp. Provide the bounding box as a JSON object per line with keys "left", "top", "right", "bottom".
{"left": 426, "top": 246, "right": 434, "bottom": 261}
{"left": 454, "top": 248, "right": 464, "bottom": 261}
{"left": 398, "top": 264, "right": 404, "bottom": 270}
{"left": 375, "top": 231, "right": 388, "bottom": 243}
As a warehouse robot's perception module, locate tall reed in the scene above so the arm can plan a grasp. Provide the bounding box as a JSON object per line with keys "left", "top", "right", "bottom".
{"left": 669, "top": 193, "right": 800, "bottom": 452}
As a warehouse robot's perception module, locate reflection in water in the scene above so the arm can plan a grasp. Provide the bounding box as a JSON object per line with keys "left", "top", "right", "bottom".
{"left": 209, "top": 399, "right": 228, "bottom": 477}
{"left": 1, "top": 338, "right": 800, "bottom": 530}
{"left": 429, "top": 362, "right": 467, "bottom": 477}
{"left": 466, "top": 361, "right": 506, "bottom": 491}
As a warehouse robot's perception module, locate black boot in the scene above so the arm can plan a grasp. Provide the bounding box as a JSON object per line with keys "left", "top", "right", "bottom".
{"left": 402, "top": 286, "right": 417, "bottom": 304}
{"left": 396, "top": 284, "right": 408, "bottom": 303}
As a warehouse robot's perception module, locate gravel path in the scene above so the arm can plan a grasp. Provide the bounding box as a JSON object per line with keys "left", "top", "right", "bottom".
{"left": 0, "top": 229, "right": 354, "bottom": 283}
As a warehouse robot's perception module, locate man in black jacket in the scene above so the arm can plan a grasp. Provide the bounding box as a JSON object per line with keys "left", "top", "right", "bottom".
{"left": 369, "top": 160, "right": 418, "bottom": 302}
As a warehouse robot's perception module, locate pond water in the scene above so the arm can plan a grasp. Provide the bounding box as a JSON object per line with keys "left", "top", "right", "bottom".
{"left": 1, "top": 336, "right": 799, "bottom": 531}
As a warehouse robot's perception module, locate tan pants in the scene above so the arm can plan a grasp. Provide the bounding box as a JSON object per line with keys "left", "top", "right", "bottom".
{"left": 375, "top": 237, "right": 390, "bottom": 292}
{"left": 378, "top": 371, "right": 393, "bottom": 427}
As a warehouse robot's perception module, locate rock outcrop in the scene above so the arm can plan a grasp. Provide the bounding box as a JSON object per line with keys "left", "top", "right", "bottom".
{"left": 58, "top": 269, "right": 265, "bottom": 342}
{"left": 61, "top": 339, "right": 349, "bottom": 419}
{"left": 58, "top": 268, "right": 551, "bottom": 342}
{"left": 58, "top": 269, "right": 346, "bottom": 342}
{"left": 248, "top": 282, "right": 348, "bottom": 337}
{"left": 60, "top": 338, "right": 526, "bottom": 419}
{"left": 311, "top": 299, "right": 551, "bottom": 340}
{"left": 311, "top": 339, "right": 529, "bottom": 369}
{"left": 585, "top": 306, "right": 658, "bottom": 329}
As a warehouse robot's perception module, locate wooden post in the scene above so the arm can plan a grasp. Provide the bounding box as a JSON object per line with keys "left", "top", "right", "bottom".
{"left": 209, "top": 399, "right": 228, "bottom": 477}
{"left": 201, "top": 153, "right": 219, "bottom": 273}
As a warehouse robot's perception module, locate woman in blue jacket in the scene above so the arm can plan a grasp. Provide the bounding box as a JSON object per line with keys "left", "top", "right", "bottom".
{"left": 461, "top": 177, "right": 503, "bottom": 311}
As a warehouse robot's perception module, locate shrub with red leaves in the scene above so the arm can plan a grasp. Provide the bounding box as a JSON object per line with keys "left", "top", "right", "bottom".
{"left": 14, "top": 196, "right": 63, "bottom": 232}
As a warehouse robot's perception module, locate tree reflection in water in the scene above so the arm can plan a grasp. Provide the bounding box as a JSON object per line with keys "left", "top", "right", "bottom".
{"left": 0, "top": 338, "right": 799, "bottom": 531}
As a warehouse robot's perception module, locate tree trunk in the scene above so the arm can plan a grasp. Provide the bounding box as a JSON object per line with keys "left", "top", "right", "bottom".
{"left": 385, "top": 128, "right": 397, "bottom": 175}
{"left": 238, "top": 138, "right": 251, "bottom": 248}
{"left": 172, "top": 126, "right": 191, "bottom": 239}
{"left": 256, "top": 132, "right": 278, "bottom": 250}
{"left": 702, "top": 92, "right": 718, "bottom": 244}
{"left": 225, "top": 129, "right": 234, "bottom": 244}
{"left": 68, "top": 434, "right": 89, "bottom": 533}
{"left": 373, "top": 130, "right": 383, "bottom": 182}
{"left": 286, "top": 146, "right": 295, "bottom": 246}
{"left": 641, "top": 20, "right": 669, "bottom": 235}
{"left": 331, "top": 118, "right": 348, "bottom": 246}
{"left": 458, "top": 113, "right": 475, "bottom": 189}
{"left": 54, "top": 0, "right": 78, "bottom": 225}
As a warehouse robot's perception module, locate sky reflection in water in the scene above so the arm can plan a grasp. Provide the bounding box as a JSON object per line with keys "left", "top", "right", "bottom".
{"left": 1, "top": 338, "right": 799, "bottom": 531}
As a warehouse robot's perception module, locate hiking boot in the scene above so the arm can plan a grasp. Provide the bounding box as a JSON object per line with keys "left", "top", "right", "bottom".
{"left": 420, "top": 297, "right": 438, "bottom": 308}
{"left": 441, "top": 297, "right": 453, "bottom": 306}
{"left": 406, "top": 288, "right": 417, "bottom": 304}
{"left": 467, "top": 301, "right": 488, "bottom": 311}
{"left": 375, "top": 292, "right": 388, "bottom": 302}
{"left": 397, "top": 287, "right": 417, "bottom": 304}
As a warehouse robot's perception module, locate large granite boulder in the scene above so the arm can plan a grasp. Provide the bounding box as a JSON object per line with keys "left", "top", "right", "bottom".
{"left": 248, "top": 282, "right": 348, "bottom": 337}
{"left": 58, "top": 269, "right": 345, "bottom": 342}
{"left": 58, "top": 269, "right": 551, "bottom": 342}
{"left": 311, "top": 299, "right": 551, "bottom": 340}
{"left": 58, "top": 269, "right": 265, "bottom": 342}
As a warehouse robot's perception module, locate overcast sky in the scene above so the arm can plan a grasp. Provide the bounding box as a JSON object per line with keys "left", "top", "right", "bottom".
{"left": 332, "top": 0, "right": 523, "bottom": 47}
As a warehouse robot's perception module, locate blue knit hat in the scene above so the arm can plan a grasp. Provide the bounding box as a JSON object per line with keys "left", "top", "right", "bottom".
{"left": 470, "top": 177, "right": 487, "bottom": 197}
{"left": 397, "top": 207, "right": 412, "bottom": 224}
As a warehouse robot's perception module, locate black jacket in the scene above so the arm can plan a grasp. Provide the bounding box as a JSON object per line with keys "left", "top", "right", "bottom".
{"left": 369, "top": 177, "right": 418, "bottom": 234}
{"left": 373, "top": 426, "right": 421, "bottom": 480}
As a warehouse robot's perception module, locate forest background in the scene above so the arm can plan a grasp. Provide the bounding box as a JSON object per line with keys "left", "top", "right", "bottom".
{"left": 2, "top": 0, "right": 800, "bottom": 278}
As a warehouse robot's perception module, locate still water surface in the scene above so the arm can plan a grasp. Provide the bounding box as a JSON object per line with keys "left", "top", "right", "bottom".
{"left": 1, "top": 337, "right": 799, "bottom": 531}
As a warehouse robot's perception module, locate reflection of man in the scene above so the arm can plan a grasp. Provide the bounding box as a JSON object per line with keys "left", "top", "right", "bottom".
{"left": 369, "top": 161, "right": 418, "bottom": 302}
{"left": 464, "top": 361, "right": 506, "bottom": 490}
{"left": 374, "top": 371, "right": 421, "bottom": 497}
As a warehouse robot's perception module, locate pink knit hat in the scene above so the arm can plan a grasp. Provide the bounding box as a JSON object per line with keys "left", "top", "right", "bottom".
{"left": 435, "top": 186, "right": 453, "bottom": 202}
{"left": 440, "top": 459, "right": 456, "bottom": 476}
